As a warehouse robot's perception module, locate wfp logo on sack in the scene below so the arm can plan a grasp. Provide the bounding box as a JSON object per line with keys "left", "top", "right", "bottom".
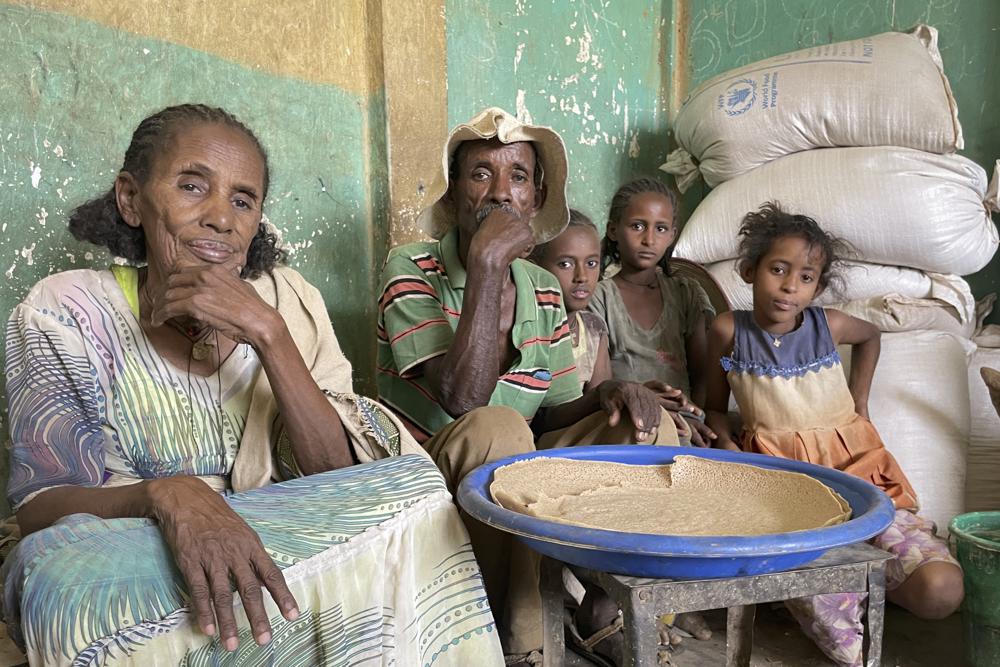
{"left": 718, "top": 78, "right": 756, "bottom": 117}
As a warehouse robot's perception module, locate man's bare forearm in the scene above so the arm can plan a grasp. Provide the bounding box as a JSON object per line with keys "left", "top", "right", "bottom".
{"left": 424, "top": 263, "right": 507, "bottom": 416}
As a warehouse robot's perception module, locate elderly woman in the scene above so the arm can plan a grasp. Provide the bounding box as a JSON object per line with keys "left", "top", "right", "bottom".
{"left": 2, "top": 104, "right": 501, "bottom": 665}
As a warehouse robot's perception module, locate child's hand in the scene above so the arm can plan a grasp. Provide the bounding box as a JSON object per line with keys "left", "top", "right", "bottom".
{"left": 684, "top": 417, "right": 717, "bottom": 448}
{"left": 715, "top": 438, "right": 741, "bottom": 452}
{"left": 668, "top": 411, "right": 692, "bottom": 439}
{"left": 643, "top": 381, "right": 701, "bottom": 415}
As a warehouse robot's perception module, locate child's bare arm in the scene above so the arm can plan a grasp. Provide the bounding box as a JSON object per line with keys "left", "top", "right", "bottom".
{"left": 825, "top": 308, "right": 880, "bottom": 419}
{"left": 585, "top": 333, "right": 613, "bottom": 391}
{"left": 704, "top": 312, "right": 739, "bottom": 450}
{"left": 686, "top": 311, "right": 709, "bottom": 408}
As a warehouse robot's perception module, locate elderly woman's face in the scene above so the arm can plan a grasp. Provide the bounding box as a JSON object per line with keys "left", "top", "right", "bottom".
{"left": 122, "top": 122, "right": 265, "bottom": 277}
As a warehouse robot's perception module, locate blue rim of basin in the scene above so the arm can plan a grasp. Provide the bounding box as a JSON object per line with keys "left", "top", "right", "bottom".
{"left": 457, "top": 446, "right": 896, "bottom": 557}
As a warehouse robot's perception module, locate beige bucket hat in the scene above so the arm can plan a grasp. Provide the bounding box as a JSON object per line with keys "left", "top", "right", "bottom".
{"left": 418, "top": 107, "right": 570, "bottom": 243}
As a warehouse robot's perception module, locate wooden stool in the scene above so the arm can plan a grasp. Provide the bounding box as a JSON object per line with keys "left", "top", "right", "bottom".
{"left": 540, "top": 542, "right": 893, "bottom": 667}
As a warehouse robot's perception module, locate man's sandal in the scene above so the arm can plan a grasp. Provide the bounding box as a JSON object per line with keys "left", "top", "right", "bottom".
{"left": 504, "top": 649, "right": 543, "bottom": 666}
{"left": 566, "top": 613, "right": 675, "bottom": 666}
{"left": 566, "top": 614, "right": 622, "bottom": 667}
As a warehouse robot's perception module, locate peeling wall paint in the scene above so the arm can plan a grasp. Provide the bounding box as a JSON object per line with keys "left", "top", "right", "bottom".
{"left": 19, "top": 0, "right": 380, "bottom": 93}
{"left": 684, "top": 0, "right": 1000, "bottom": 314}
{"left": 445, "top": 0, "right": 998, "bottom": 316}
{"left": 380, "top": 0, "right": 449, "bottom": 247}
{"left": 446, "top": 0, "right": 674, "bottom": 229}
{"left": 0, "top": 2, "right": 389, "bottom": 514}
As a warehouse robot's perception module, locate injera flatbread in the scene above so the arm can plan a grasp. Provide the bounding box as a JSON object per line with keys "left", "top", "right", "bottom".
{"left": 490, "top": 455, "right": 851, "bottom": 536}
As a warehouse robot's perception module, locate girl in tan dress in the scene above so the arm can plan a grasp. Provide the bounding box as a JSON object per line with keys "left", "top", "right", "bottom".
{"left": 591, "top": 177, "right": 717, "bottom": 447}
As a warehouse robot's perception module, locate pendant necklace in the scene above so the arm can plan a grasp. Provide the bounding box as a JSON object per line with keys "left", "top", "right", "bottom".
{"left": 139, "top": 278, "right": 217, "bottom": 361}
{"left": 164, "top": 320, "right": 217, "bottom": 361}
{"left": 181, "top": 329, "right": 225, "bottom": 445}
{"left": 764, "top": 314, "right": 802, "bottom": 349}
{"left": 138, "top": 276, "right": 224, "bottom": 447}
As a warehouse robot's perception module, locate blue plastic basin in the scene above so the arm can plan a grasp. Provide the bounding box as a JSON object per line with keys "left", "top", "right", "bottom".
{"left": 457, "top": 446, "right": 895, "bottom": 579}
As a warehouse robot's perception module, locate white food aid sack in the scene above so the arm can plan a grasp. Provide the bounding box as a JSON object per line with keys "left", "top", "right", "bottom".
{"left": 663, "top": 25, "right": 962, "bottom": 190}
{"left": 843, "top": 330, "right": 972, "bottom": 532}
{"left": 706, "top": 260, "right": 975, "bottom": 336}
{"left": 706, "top": 260, "right": 940, "bottom": 311}
{"left": 674, "top": 148, "right": 1000, "bottom": 275}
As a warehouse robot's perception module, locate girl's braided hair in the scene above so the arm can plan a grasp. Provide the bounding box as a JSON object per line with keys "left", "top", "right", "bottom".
{"left": 68, "top": 104, "right": 285, "bottom": 279}
{"left": 601, "top": 177, "right": 679, "bottom": 277}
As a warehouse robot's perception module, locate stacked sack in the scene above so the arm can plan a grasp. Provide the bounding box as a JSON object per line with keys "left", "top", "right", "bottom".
{"left": 663, "top": 25, "right": 1000, "bottom": 532}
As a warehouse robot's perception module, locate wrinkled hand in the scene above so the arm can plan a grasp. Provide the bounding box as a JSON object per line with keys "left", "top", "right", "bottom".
{"left": 467, "top": 205, "right": 536, "bottom": 270}
{"left": 149, "top": 476, "right": 299, "bottom": 650}
{"left": 597, "top": 380, "right": 662, "bottom": 442}
{"left": 148, "top": 265, "right": 283, "bottom": 347}
{"left": 642, "top": 381, "right": 701, "bottom": 415}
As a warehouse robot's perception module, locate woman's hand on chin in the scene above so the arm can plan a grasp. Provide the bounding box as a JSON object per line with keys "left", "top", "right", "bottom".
{"left": 147, "top": 476, "right": 299, "bottom": 651}
{"left": 148, "top": 264, "right": 285, "bottom": 348}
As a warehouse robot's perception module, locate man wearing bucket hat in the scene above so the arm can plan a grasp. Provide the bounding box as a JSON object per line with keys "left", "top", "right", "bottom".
{"left": 376, "top": 108, "right": 680, "bottom": 662}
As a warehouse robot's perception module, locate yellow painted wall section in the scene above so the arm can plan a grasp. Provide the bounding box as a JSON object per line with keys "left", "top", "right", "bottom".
{"left": 16, "top": 0, "right": 381, "bottom": 93}
{"left": 381, "top": 0, "right": 447, "bottom": 245}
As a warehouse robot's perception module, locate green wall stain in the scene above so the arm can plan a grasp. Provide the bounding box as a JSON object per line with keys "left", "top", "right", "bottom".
{"left": 445, "top": 0, "right": 675, "bottom": 228}
{"left": 685, "top": 0, "right": 1000, "bottom": 313}
{"left": 445, "top": 0, "right": 999, "bottom": 317}
{"left": 0, "top": 4, "right": 384, "bottom": 513}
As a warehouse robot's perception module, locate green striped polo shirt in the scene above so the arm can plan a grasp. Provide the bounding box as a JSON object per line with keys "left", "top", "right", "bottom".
{"left": 376, "top": 228, "right": 582, "bottom": 441}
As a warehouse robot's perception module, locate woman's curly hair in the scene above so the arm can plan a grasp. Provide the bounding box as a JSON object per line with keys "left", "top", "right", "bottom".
{"left": 737, "top": 201, "right": 853, "bottom": 293}
{"left": 67, "top": 104, "right": 285, "bottom": 278}
{"left": 601, "top": 176, "right": 679, "bottom": 277}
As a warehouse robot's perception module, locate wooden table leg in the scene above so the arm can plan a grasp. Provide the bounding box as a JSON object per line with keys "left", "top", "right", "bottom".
{"left": 726, "top": 604, "right": 756, "bottom": 667}
{"left": 621, "top": 587, "right": 660, "bottom": 667}
{"left": 540, "top": 557, "right": 566, "bottom": 667}
{"left": 863, "top": 563, "right": 887, "bottom": 667}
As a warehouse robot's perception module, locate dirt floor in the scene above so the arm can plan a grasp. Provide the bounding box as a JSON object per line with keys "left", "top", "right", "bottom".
{"left": 0, "top": 600, "right": 961, "bottom": 666}
{"left": 567, "top": 603, "right": 963, "bottom": 666}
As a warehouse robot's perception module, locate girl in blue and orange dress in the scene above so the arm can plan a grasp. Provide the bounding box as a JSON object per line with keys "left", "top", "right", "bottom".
{"left": 704, "top": 202, "right": 963, "bottom": 667}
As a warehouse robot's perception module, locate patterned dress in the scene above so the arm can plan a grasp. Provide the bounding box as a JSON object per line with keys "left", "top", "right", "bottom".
{"left": 723, "top": 307, "right": 917, "bottom": 510}
{"left": 6, "top": 267, "right": 257, "bottom": 506}
{"left": 723, "top": 307, "right": 956, "bottom": 667}
{"left": 2, "top": 268, "right": 501, "bottom": 666}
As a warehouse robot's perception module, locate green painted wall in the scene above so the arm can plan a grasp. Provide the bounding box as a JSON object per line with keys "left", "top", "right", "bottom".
{"left": 684, "top": 0, "right": 1000, "bottom": 313}
{"left": 444, "top": 0, "right": 1000, "bottom": 316}
{"left": 0, "top": 4, "right": 386, "bottom": 514}
{"left": 446, "top": 0, "right": 675, "bottom": 227}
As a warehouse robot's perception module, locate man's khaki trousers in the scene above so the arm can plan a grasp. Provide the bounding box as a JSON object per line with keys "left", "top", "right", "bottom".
{"left": 422, "top": 405, "right": 679, "bottom": 654}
